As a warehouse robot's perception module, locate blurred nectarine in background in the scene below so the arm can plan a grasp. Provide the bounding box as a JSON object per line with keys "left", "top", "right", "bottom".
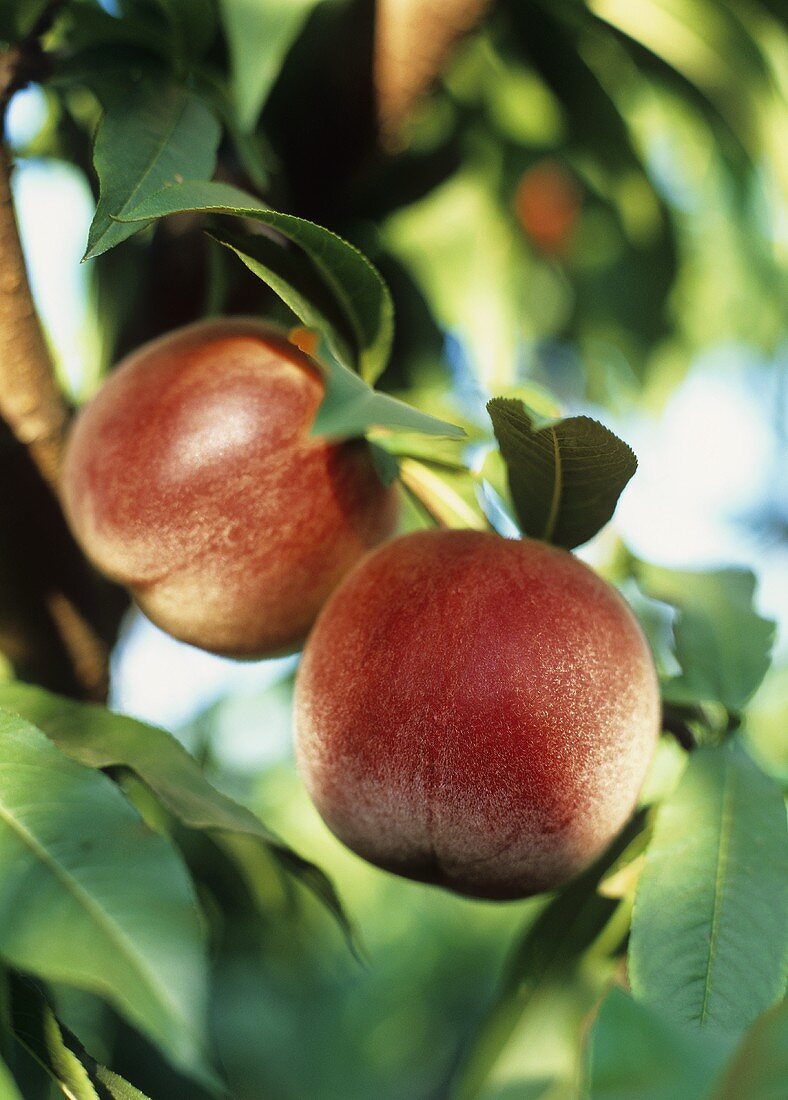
{"left": 296, "top": 529, "right": 659, "bottom": 899}
{"left": 62, "top": 318, "right": 398, "bottom": 657}
{"left": 515, "top": 160, "right": 582, "bottom": 258}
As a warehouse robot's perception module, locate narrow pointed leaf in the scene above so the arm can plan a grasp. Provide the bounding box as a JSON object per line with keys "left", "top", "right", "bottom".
{"left": 85, "top": 80, "right": 221, "bottom": 260}
{"left": 398, "top": 458, "right": 487, "bottom": 530}
{"left": 118, "top": 179, "right": 394, "bottom": 383}
{"left": 313, "top": 352, "right": 465, "bottom": 440}
{"left": 637, "top": 565, "right": 775, "bottom": 711}
{"left": 218, "top": 0, "right": 320, "bottom": 131}
{"left": 586, "top": 987, "right": 735, "bottom": 1100}
{"left": 629, "top": 745, "right": 788, "bottom": 1035}
{"left": 11, "top": 984, "right": 100, "bottom": 1100}
{"left": 209, "top": 226, "right": 357, "bottom": 371}
{"left": 9, "top": 977, "right": 151, "bottom": 1100}
{"left": 713, "top": 999, "right": 788, "bottom": 1099}
{"left": 0, "top": 1052, "right": 22, "bottom": 1099}
{"left": 152, "top": 0, "right": 216, "bottom": 60}
{"left": 488, "top": 398, "right": 637, "bottom": 548}
{"left": 94, "top": 1066, "right": 151, "bottom": 1100}
{"left": 0, "top": 682, "right": 355, "bottom": 952}
{"left": 0, "top": 712, "right": 213, "bottom": 1085}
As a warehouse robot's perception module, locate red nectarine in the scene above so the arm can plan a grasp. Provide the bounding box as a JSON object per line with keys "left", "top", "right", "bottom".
{"left": 295, "top": 529, "right": 659, "bottom": 899}
{"left": 515, "top": 160, "right": 582, "bottom": 257}
{"left": 62, "top": 318, "right": 398, "bottom": 657}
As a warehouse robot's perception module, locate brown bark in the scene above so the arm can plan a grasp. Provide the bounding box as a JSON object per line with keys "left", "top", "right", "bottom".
{"left": 374, "top": 0, "right": 492, "bottom": 144}
{"left": 0, "top": 84, "right": 118, "bottom": 699}
{"left": 0, "top": 419, "right": 116, "bottom": 701}
{"left": 0, "top": 142, "right": 69, "bottom": 492}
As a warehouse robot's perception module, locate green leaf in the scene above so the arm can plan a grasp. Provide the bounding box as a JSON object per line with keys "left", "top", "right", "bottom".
{"left": 0, "top": 1051, "right": 22, "bottom": 1100}
{"left": 218, "top": 0, "right": 320, "bottom": 131}
{"left": 84, "top": 79, "right": 221, "bottom": 260}
{"left": 629, "top": 745, "right": 788, "bottom": 1035}
{"left": 586, "top": 0, "right": 770, "bottom": 164}
{"left": 713, "top": 999, "right": 788, "bottom": 1098}
{"left": 456, "top": 818, "right": 644, "bottom": 1099}
{"left": 11, "top": 981, "right": 100, "bottom": 1100}
{"left": 598, "top": 816, "right": 654, "bottom": 899}
{"left": 313, "top": 350, "right": 465, "bottom": 441}
{"left": 487, "top": 398, "right": 637, "bottom": 549}
{"left": 94, "top": 1066, "right": 151, "bottom": 1100}
{"left": 152, "top": 0, "right": 217, "bottom": 60}
{"left": 117, "top": 179, "right": 394, "bottom": 383}
{"left": 617, "top": 578, "right": 681, "bottom": 682}
{"left": 368, "top": 442, "right": 401, "bottom": 487}
{"left": 637, "top": 565, "right": 776, "bottom": 712}
{"left": 50, "top": 9, "right": 165, "bottom": 65}
{"left": 585, "top": 987, "right": 735, "bottom": 1100}
{"left": 0, "top": 0, "right": 48, "bottom": 41}
{"left": 0, "top": 682, "right": 355, "bottom": 953}
{"left": 9, "top": 976, "right": 150, "bottom": 1100}
{"left": 0, "top": 711, "right": 214, "bottom": 1086}
{"left": 210, "top": 225, "right": 357, "bottom": 371}
{"left": 114, "top": 183, "right": 461, "bottom": 437}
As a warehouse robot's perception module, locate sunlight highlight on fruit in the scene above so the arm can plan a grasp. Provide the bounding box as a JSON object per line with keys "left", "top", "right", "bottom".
{"left": 62, "top": 318, "right": 399, "bottom": 657}
{"left": 296, "top": 529, "right": 660, "bottom": 899}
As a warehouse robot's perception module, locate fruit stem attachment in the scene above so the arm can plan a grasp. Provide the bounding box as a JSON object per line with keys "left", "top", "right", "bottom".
{"left": 399, "top": 457, "right": 490, "bottom": 531}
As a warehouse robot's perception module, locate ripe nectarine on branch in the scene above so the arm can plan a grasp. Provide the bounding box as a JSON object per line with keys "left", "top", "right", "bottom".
{"left": 62, "top": 318, "right": 399, "bottom": 657}
{"left": 296, "top": 529, "right": 660, "bottom": 900}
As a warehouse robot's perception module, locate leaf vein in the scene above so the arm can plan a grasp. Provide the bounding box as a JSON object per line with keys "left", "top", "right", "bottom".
{"left": 699, "top": 759, "right": 734, "bottom": 1026}
{"left": 0, "top": 791, "right": 190, "bottom": 1035}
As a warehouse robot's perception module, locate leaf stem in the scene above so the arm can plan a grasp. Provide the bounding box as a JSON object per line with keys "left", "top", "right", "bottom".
{"left": 399, "top": 458, "right": 489, "bottom": 531}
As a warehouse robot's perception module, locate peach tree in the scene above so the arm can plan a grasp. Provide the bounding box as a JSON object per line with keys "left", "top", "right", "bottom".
{"left": 0, "top": 1, "right": 785, "bottom": 1097}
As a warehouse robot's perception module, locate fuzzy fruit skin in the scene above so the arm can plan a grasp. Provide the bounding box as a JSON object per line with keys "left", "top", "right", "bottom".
{"left": 295, "top": 529, "right": 659, "bottom": 900}
{"left": 62, "top": 318, "right": 398, "bottom": 657}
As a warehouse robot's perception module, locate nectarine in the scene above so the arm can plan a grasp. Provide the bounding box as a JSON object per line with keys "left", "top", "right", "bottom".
{"left": 515, "top": 160, "right": 582, "bottom": 257}
{"left": 295, "top": 529, "right": 659, "bottom": 899}
{"left": 62, "top": 318, "right": 398, "bottom": 657}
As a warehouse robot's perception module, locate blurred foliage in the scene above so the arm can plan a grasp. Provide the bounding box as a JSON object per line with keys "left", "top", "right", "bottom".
{"left": 4, "top": 0, "right": 784, "bottom": 406}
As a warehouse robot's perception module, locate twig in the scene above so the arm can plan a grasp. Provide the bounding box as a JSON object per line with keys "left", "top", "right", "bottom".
{"left": 399, "top": 456, "right": 490, "bottom": 531}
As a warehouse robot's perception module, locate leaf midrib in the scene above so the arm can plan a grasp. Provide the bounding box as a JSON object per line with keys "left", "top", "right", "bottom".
{"left": 698, "top": 759, "right": 734, "bottom": 1026}
{"left": 96, "top": 94, "right": 193, "bottom": 243}
{"left": 543, "top": 427, "right": 562, "bottom": 541}
{"left": 0, "top": 788, "right": 190, "bottom": 1038}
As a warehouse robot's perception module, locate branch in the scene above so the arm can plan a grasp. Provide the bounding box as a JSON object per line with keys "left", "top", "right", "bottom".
{"left": 0, "top": 68, "right": 118, "bottom": 699}
{"left": 0, "top": 142, "right": 69, "bottom": 490}
{"left": 374, "top": 0, "right": 492, "bottom": 145}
